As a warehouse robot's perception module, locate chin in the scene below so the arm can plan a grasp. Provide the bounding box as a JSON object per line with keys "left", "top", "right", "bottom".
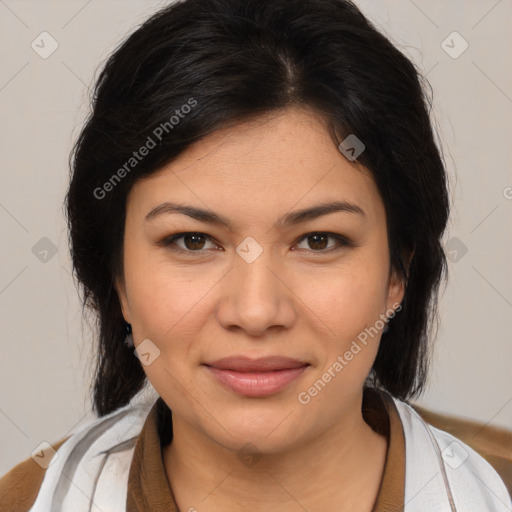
{"left": 203, "top": 403, "right": 306, "bottom": 454}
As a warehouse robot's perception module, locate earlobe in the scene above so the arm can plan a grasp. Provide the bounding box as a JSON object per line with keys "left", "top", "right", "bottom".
{"left": 387, "top": 249, "right": 413, "bottom": 311}
{"left": 115, "top": 277, "right": 131, "bottom": 324}
{"left": 387, "top": 271, "right": 405, "bottom": 311}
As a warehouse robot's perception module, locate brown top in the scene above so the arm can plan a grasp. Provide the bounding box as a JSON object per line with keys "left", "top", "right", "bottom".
{"left": 0, "top": 387, "right": 405, "bottom": 511}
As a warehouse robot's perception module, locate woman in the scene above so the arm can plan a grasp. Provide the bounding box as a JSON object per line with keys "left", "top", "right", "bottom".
{"left": 0, "top": 0, "right": 510, "bottom": 510}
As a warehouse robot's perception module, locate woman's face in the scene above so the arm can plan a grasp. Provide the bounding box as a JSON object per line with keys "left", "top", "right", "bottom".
{"left": 117, "top": 107, "right": 404, "bottom": 453}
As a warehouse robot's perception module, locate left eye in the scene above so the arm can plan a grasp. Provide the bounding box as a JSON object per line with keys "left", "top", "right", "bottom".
{"left": 294, "top": 232, "right": 349, "bottom": 252}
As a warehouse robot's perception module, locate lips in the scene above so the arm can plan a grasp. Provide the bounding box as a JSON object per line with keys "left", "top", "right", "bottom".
{"left": 204, "top": 356, "right": 308, "bottom": 372}
{"left": 203, "top": 356, "right": 310, "bottom": 397}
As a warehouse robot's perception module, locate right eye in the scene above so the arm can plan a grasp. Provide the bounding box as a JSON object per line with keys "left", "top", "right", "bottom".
{"left": 158, "top": 232, "right": 220, "bottom": 254}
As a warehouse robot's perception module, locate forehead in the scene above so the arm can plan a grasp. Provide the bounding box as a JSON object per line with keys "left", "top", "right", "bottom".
{"left": 128, "top": 107, "right": 384, "bottom": 226}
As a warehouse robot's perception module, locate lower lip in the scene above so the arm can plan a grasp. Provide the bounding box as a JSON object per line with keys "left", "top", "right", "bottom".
{"left": 204, "top": 365, "right": 309, "bottom": 397}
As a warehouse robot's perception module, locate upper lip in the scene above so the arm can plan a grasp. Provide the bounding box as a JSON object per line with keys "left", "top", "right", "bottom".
{"left": 204, "top": 356, "right": 309, "bottom": 372}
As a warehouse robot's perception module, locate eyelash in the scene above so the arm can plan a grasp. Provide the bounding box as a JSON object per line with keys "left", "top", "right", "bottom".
{"left": 157, "top": 231, "right": 352, "bottom": 256}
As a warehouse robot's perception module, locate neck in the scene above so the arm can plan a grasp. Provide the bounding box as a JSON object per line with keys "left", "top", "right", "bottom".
{"left": 162, "top": 392, "right": 388, "bottom": 512}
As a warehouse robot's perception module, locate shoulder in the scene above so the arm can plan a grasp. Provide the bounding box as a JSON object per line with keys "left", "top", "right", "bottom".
{"left": 428, "top": 424, "right": 512, "bottom": 509}
{"left": 0, "top": 437, "right": 68, "bottom": 512}
{"left": 0, "top": 391, "right": 158, "bottom": 512}
{"left": 392, "top": 397, "right": 512, "bottom": 510}
{"left": 412, "top": 401, "right": 512, "bottom": 497}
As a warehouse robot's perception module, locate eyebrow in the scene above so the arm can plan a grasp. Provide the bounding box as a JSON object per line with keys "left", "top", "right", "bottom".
{"left": 145, "top": 200, "right": 366, "bottom": 229}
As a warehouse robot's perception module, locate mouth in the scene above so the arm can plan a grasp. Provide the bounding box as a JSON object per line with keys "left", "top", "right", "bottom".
{"left": 203, "top": 356, "right": 310, "bottom": 397}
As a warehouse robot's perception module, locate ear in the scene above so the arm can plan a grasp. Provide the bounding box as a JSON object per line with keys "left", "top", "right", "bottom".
{"left": 115, "top": 275, "right": 132, "bottom": 324}
{"left": 386, "top": 249, "right": 414, "bottom": 312}
{"left": 386, "top": 270, "right": 404, "bottom": 312}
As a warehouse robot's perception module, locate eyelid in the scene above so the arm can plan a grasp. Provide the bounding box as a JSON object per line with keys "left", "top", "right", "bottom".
{"left": 293, "top": 232, "right": 352, "bottom": 252}
{"left": 157, "top": 232, "right": 221, "bottom": 253}
{"left": 157, "top": 231, "right": 352, "bottom": 254}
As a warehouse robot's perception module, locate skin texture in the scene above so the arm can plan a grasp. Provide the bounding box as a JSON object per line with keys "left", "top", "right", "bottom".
{"left": 117, "top": 107, "right": 405, "bottom": 511}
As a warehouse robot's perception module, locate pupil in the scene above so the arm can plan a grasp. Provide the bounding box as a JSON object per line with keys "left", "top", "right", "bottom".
{"left": 185, "top": 234, "right": 204, "bottom": 250}
{"left": 309, "top": 234, "right": 327, "bottom": 250}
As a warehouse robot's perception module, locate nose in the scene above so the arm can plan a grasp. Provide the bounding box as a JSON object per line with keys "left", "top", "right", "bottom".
{"left": 215, "top": 248, "right": 297, "bottom": 337}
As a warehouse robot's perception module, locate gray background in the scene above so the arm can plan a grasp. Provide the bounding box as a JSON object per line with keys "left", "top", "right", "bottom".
{"left": 1, "top": 0, "right": 511, "bottom": 475}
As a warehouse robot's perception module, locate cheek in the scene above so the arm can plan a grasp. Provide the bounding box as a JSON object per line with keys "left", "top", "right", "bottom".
{"left": 297, "top": 258, "right": 389, "bottom": 337}
{"left": 127, "top": 270, "right": 209, "bottom": 339}
{"left": 122, "top": 254, "right": 214, "bottom": 403}
{"left": 122, "top": 241, "right": 222, "bottom": 353}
